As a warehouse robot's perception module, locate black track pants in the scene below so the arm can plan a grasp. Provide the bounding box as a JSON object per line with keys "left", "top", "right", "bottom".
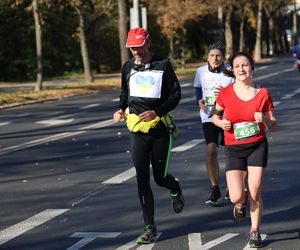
{"left": 130, "top": 128, "right": 180, "bottom": 226}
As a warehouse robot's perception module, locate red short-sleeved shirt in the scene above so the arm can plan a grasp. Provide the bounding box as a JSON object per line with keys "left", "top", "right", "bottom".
{"left": 216, "top": 84, "right": 274, "bottom": 145}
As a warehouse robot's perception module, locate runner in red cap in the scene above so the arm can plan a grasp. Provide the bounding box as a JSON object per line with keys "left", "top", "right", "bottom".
{"left": 113, "top": 27, "right": 184, "bottom": 244}
{"left": 126, "top": 27, "right": 149, "bottom": 47}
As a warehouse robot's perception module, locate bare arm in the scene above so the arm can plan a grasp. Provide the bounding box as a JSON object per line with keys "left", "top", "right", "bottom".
{"left": 212, "top": 103, "right": 231, "bottom": 131}
{"left": 254, "top": 110, "right": 277, "bottom": 132}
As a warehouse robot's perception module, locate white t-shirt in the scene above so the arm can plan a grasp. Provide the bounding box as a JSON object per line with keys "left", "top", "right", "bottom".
{"left": 193, "top": 64, "right": 234, "bottom": 123}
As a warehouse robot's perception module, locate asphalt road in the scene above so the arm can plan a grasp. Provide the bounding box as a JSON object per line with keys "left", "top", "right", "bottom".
{"left": 0, "top": 57, "right": 299, "bottom": 250}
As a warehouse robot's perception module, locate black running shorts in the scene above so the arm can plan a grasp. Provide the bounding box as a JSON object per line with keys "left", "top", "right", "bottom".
{"left": 202, "top": 122, "right": 224, "bottom": 146}
{"left": 225, "top": 138, "right": 268, "bottom": 171}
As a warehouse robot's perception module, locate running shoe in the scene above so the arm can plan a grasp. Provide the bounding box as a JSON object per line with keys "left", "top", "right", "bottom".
{"left": 248, "top": 231, "right": 263, "bottom": 248}
{"left": 205, "top": 186, "right": 221, "bottom": 206}
{"left": 233, "top": 203, "right": 247, "bottom": 222}
{"left": 233, "top": 188, "right": 248, "bottom": 222}
{"left": 170, "top": 179, "right": 184, "bottom": 213}
{"left": 224, "top": 187, "right": 230, "bottom": 201}
{"left": 136, "top": 225, "right": 157, "bottom": 244}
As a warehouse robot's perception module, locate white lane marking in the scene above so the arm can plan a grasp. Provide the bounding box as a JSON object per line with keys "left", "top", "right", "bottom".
{"left": 36, "top": 118, "right": 74, "bottom": 126}
{"left": 0, "top": 131, "right": 80, "bottom": 155}
{"left": 39, "top": 111, "right": 64, "bottom": 117}
{"left": 56, "top": 114, "right": 74, "bottom": 119}
{"left": 254, "top": 68, "right": 293, "bottom": 81}
{"left": 188, "top": 233, "right": 202, "bottom": 249}
{"left": 188, "top": 233, "right": 238, "bottom": 250}
{"left": 172, "top": 139, "right": 205, "bottom": 152}
{"left": 115, "top": 232, "right": 162, "bottom": 250}
{"left": 203, "top": 233, "right": 239, "bottom": 249}
{"left": 281, "top": 88, "right": 300, "bottom": 100}
{"left": 181, "top": 83, "right": 193, "bottom": 87}
{"left": 242, "top": 234, "right": 267, "bottom": 250}
{"left": 255, "top": 65, "right": 268, "bottom": 71}
{"left": 273, "top": 101, "right": 281, "bottom": 106}
{"left": 180, "top": 96, "right": 195, "bottom": 104}
{"left": 16, "top": 113, "right": 30, "bottom": 118}
{"left": 0, "top": 122, "right": 10, "bottom": 127}
{"left": 112, "top": 98, "right": 119, "bottom": 102}
{"left": 102, "top": 167, "right": 136, "bottom": 185}
{"left": 80, "top": 104, "right": 100, "bottom": 109}
{"left": 0, "top": 119, "right": 115, "bottom": 156}
{"left": 115, "top": 239, "right": 137, "bottom": 250}
{"left": 0, "top": 209, "right": 69, "bottom": 245}
{"left": 67, "top": 232, "right": 120, "bottom": 250}
{"left": 80, "top": 119, "right": 114, "bottom": 129}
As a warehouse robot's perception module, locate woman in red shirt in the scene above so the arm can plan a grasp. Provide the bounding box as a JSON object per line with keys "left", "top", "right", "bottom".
{"left": 212, "top": 52, "right": 277, "bottom": 248}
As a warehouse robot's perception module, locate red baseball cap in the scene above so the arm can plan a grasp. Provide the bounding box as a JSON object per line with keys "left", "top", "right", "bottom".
{"left": 126, "top": 27, "right": 149, "bottom": 48}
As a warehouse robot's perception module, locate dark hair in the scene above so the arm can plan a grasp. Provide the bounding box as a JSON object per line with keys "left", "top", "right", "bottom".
{"left": 208, "top": 41, "right": 225, "bottom": 56}
{"left": 230, "top": 52, "right": 255, "bottom": 71}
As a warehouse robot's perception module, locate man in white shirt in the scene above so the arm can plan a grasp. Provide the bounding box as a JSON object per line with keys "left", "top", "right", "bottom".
{"left": 194, "top": 41, "right": 234, "bottom": 206}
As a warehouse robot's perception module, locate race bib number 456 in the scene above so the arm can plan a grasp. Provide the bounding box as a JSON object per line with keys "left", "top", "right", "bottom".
{"left": 233, "top": 122, "right": 260, "bottom": 141}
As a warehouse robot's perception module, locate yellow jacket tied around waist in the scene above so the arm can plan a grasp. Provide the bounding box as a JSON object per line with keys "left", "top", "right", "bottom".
{"left": 125, "top": 113, "right": 178, "bottom": 138}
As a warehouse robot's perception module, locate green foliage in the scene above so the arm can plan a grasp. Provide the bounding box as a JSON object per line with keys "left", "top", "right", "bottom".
{"left": 0, "top": 0, "right": 296, "bottom": 82}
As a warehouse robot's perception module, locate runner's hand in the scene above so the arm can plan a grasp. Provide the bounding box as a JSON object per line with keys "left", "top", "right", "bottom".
{"left": 139, "top": 110, "right": 157, "bottom": 122}
{"left": 221, "top": 119, "right": 231, "bottom": 131}
{"left": 113, "top": 109, "right": 125, "bottom": 123}
{"left": 254, "top": 112, "right": 265, "bottom": 123}
{"left": 198, "top": 99, "right": 207, "bottom": 113}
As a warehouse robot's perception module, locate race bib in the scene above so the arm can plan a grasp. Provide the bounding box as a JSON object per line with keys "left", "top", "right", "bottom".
{"left": 205, "top": 95, "right": 216, "bottom": 106}
{"left": 233, "top": 122, "right": 260, "bottom": 141}
{"left": 129, "top": 70, "right": 163, "bottom": 98}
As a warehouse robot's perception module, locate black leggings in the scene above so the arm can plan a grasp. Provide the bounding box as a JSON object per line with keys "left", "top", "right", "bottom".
{"left": 130, "top": 127, "right": 180, "bottom": 225}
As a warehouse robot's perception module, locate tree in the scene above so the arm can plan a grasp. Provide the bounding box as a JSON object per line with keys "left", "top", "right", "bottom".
{"left": 59, "top": 0, "right": 115, "bottom": 82}
{"left": 5, "top": 0, "right": 46, "bottom": 90}
{"left": 32, "top": 0, "right": 43, "bottom": 91}
{"left": 224, "top": 0, "right": 234, "bottom": 59}
{"left": 118, "top": 0, "right": 129, "bottom": 67}
{"left": 254, "top": 0, "right": 263, "bottom": 60}
{"left": 263, "top": 0, "right": 293, "bottom": 55}
{"left": 70, "top": 1, "right": 93, "bottom": 83}
{"left": 148, "top": 0, "right": 210, "bottom": 65}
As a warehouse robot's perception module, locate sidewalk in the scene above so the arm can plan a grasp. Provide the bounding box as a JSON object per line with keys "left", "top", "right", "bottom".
{"left": 0, "top": 73, "right": 121, "bottom": 93}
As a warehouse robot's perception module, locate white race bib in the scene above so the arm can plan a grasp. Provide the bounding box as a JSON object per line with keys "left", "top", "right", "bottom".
{"left": 129, "top": 70, "right": 163, "bottom": 98}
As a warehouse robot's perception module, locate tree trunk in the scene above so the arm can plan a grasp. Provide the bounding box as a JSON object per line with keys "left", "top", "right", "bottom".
{"left": 118, "top": 0, "right": 129, "bottom": 67}
{"left": 181, "top": 27, "right": 187, "bottom": 68}
{"left": 32, "top": 0, "right": 43, "bottom": 91}
{"left": 218, "top": 4, "right": 224, "bottom": 43}
{"left": 269, "top": 17, "right": 275, "bottom": 55}
{"left": 254, "top": 0, "right": 263, "bottom": 60}
{"left": 74, "top": 5, "right": 93, "bottom": 83}
{"left": 169, "top": 32, "right": 175, "bottom": 64}
{"left": 224, "top": 3, "right": 233, "bottom": 60}
{"left": 239, "top": 7, "right": 245, "bottom": 52}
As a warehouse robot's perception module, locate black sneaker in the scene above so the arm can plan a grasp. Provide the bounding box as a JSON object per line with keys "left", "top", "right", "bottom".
{"left": 233, "top": 203, "right": 247, "bottom": 222}
{"left": 248, "top": 231, "right": 263, "bottom": 248}
{"left": 136, "top": 225, "right": 157, "bottom": 244}
{"left": 170, "top": 179, "right": 184, "bottom": 213}
{"left": 224, "top": 188, "right": 230, "bottom": 201}
{"left": 205, "top": 186, "right": 221, "bottom": 206}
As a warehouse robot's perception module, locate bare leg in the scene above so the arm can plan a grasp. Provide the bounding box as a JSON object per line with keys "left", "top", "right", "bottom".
{"left": 206, "top": 142, "right": 219, "bottom": 186}
{"left": 247, "top": 166, "right": 265, "bottom": 231}
{"left": 226, "top": 170, "right": 247, "bottom": 205}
